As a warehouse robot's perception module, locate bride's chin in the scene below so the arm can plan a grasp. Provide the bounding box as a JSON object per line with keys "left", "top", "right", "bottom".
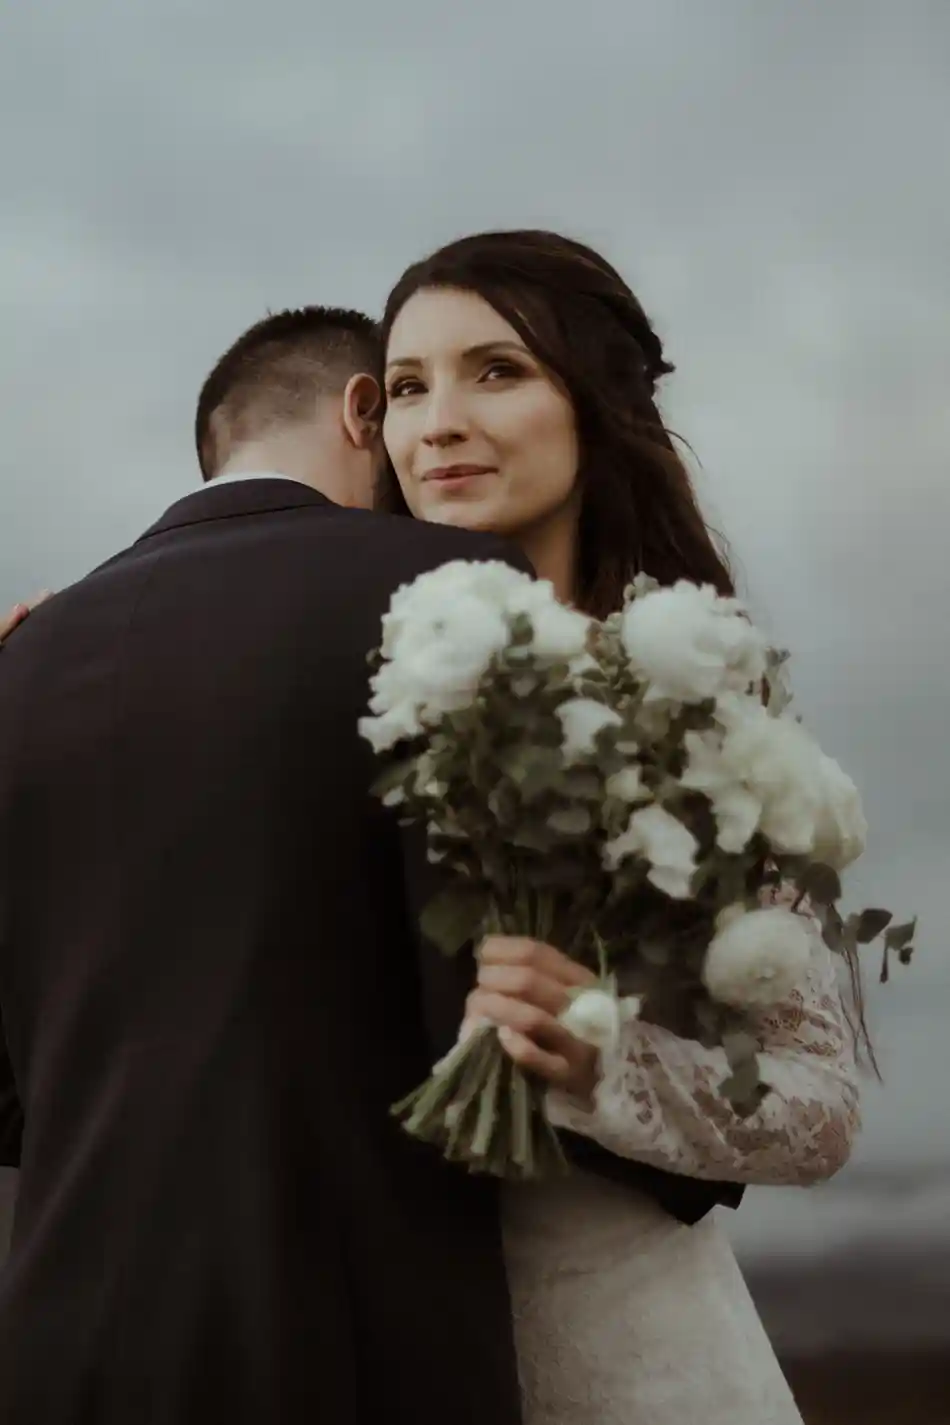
{"left": 422, "top": 502, "right": 500, "bottom": 533}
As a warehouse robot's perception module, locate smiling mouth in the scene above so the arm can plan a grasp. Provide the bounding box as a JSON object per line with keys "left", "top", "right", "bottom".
{"left": 423, "top": 466, "right": 497, "bottom": 485}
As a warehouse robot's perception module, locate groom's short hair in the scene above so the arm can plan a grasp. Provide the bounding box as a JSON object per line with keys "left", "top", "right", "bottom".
{"left": 195, "top": 306, "right": 379, "bottom": 480}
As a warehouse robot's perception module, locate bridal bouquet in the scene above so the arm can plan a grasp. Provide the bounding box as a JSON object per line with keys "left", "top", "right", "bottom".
{"left": 360, "top": 561, "right": 915, "bottom": 1179}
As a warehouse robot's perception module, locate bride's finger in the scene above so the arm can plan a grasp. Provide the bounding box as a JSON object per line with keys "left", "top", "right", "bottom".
{"left": 0, "top": 604, "right": 30, "bottom": 642}
{"left": 496, "top": 1026, "right": 571, "bottom": 1087}
{"left": 479, "top": 935, "right": 595, "bottom": 989}
{"left": 475, "top": 962, "right": 569, "bottom": 1016}
{"left": 0, "top": 591, "right": 53, "bottom": 644}
{"left": 466, "top": 989, "right": 586, "bottom": 1063}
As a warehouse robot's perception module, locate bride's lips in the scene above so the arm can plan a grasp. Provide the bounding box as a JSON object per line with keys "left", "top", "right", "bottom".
{"left": 421, "top": 464, "right": 497, "bottom": 486}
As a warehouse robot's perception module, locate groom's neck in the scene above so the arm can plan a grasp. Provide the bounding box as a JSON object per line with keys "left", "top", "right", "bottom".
{"left": 216, "top": 426, "right": 335, "bottom": 498}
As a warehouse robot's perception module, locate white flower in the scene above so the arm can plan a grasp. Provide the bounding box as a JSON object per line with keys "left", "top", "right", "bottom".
{"left": 604, "top": 804, "right": 699, "bottom": 899}
{"left": 812, "top": 754, "right": 867, "bottom": 871}
{"left": 559, "top": 988, "right": 623, "bottom": 1051}
{"left": 703, "top": 905, "right": 813, "bottom": 1007}
{"left": 560, "top": 988, "right": 641, "bottom": 1051}
{"left": 362, "top": 561, "right": 523, "bottom": 751}
{"left": 680, "top": 726, "right": 763, "bottom": 854}
{"left": 556, "top": 697, "right": 622, "bottom": 758}
{"left": 606, "top": 765, "right": 650, "bottom": 803}
{"left": 507, "top": 581, "right": 593, "bottom": 665}
{"left": 359, "top": 697, "right": 429, "bottom": 754}
{"left": 362, "top": 561, "right": 600, "bottom": 755}
{"left": 681, "top": 702, "right": 839, "bottom": 859}
{"left": 682, "top": 700, "right": 868, "bottom": 869}
{"left": 379, "top": 558, "right": 529, "bottom": 657}
{"left": 620, "top": 581, "right": 768, "bottom": 704}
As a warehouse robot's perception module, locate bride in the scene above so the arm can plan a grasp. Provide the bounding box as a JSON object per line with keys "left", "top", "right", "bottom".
{"left": 372, "top": 229, "right": 864, "bottom": 1425}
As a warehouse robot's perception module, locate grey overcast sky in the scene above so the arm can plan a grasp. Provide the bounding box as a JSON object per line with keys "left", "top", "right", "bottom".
{"left": 1, "top": 0, "right": 948, "bottom": 1274}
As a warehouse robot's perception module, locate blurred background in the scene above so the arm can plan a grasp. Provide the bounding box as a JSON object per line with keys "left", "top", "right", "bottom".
{"left": 2, "top": 1, "right": 948, "bottom": 1418}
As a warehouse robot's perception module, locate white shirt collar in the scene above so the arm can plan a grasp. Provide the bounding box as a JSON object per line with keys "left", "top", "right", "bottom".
{"left": 208, "top": 470, "right": 313, "bottom": 490}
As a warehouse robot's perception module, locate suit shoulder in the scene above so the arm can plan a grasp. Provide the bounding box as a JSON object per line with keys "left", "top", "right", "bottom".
{"left": 355, "top": 511, "right": 534, "bottom": 578}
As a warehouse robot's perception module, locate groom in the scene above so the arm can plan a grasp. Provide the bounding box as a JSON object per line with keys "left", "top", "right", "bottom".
{"left": 0, "top": 306, "right": 540, "bottom": 1424}
{"left": 0, "top": 305, "right": 739, "bottom": 1424}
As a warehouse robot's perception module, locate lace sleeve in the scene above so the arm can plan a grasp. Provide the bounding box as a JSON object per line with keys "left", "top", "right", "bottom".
{"left": 546, "top": 894, "right": 862, "bottom": 1186}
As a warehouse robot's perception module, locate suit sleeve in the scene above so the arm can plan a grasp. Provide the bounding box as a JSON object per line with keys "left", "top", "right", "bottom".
{"left": 0, "top": 1022, "right": 23, "bottom": 1169}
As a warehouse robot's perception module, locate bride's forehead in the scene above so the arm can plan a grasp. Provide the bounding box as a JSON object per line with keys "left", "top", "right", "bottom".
{"left": 387, "top": 288, "right": 519, "bottom": 359}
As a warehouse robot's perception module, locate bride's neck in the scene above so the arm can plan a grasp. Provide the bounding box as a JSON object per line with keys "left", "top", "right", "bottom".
{"left": 516, "top": 511, "right": 579, "bottom": 608}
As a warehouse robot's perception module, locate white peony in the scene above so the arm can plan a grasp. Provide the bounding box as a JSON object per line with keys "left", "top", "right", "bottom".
{"left": 812, "top": 753, "right": 867, "bottom": 871}
{"left": 362, "top": 592, "right": 508, "bottom": 747}
{"left": 604, "top": 804, "right": 699, "bottom": 899}
{"left": 681, "top": 700, "right": 863, "bottom": 864}
{"left": 620, "top": 581, "right": 768, "bottom": 705}
{"left": 362, "top": 561, "right": 599, "bottom": 754}
{"left": 362, "top": 561, "right": 530, "bottom": 751}
{"left": 506, "top": 580, "right": 593, "bottom": 665}
{"left": 379, "top": 559, "right": 528, "bottom": 658}
{"left": 556, "top": 697, "right": 622, "bottom": 759}
{"left": 683, "top": 703, "right": 826, "bottom": 855}
{"left": 703, "top": 904, "right": 813, "bottom": 1007}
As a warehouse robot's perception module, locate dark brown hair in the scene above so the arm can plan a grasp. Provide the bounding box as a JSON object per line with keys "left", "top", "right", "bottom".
{"left": 376, "top": 229, "right": 734, "bottom": 617}
{"left": 195, "top": 305, "right": 378, "bottom": 480}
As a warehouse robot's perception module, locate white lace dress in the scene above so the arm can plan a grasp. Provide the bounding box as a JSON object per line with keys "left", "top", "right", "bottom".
{"left": 501, "top": 902, "right": 861, "bottom": 1425}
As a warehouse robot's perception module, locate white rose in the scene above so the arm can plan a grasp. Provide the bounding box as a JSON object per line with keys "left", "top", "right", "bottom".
{"left": 559, "top": 989, "right": 643, "bottom": 1052}
{"left": 604, "top": 804, "right": 699, "bottom": 899}
{"left": 703, "top": 905, "right": 813, "bottom": 1007}
{"left": 559, "top": 988, "right": 622, "bottom": 1051}
{"left": 556, "top": 697, "right": 622, "bottom": 759}
{"left": 620, "top": 581, "right": 768, "bottom": 705}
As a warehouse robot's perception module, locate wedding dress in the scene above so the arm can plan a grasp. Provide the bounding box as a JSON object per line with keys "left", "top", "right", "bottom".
{"left": 501, "top": 910, "right": 861, "bottom": 1425}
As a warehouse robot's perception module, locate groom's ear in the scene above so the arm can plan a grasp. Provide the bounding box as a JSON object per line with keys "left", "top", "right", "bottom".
{"left": 342, "top": 373, "right": 381, "bottom": 449}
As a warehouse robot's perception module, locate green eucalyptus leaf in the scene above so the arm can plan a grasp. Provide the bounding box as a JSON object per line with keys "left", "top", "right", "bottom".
{"left": 884, "top": 918, "right": 917, "bottom": 951}
{"left": 720, "top": 1057, "right": 769, "bottom": 1117}
{"left": 420, "top": 887, "right": 487, "bottom": 957}
{"left": 855, "top": 908, "right": 893, "bottom": 944}
{"left": 639, "top": 939, "right": 670, "bottom": 967}
{"left": 508, "top": 823, "right": 557, "bottom": 853}
{"left": 370, "top": 757, "right": 418, "bottom": 802}
{"left": 801, "top": 863, "right": 842, "bottom": 906}
{"left": 722, "top": 1029, "right": 759, "bottom": 1069}
{"left": 548, "top": 806, "right": 593, "bottom": 836}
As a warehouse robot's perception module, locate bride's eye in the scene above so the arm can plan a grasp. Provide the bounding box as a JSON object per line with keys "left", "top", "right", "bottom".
{"left": 481, "top": 359, "right": 523, "bottom": 382}
{"left": 387, "top": 376, "right": 424, "bottom": 399}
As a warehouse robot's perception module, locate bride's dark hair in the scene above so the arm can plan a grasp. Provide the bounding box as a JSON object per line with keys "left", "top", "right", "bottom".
{"left": 375, "top": 228, "right": 734, "bottom": 618}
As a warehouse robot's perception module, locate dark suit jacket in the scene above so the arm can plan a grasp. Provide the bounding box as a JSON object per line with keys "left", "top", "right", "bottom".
{"left": 0, "top": 478, "right": 739, "bottom": 1424}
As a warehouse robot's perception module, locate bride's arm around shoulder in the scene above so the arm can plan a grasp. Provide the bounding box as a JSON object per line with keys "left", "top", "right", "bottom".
{"left": 547, "top": 894, "right": 862, "bottom": 1187}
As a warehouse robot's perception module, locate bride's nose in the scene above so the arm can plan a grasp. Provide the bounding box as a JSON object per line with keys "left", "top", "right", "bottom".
{"left": 420, "top": 383, "right": 470, "bottom": 448}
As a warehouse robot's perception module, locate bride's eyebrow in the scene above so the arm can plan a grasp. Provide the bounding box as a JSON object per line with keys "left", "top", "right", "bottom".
{"left": 385, "top": 340, "right": 530, "bottom": 373}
